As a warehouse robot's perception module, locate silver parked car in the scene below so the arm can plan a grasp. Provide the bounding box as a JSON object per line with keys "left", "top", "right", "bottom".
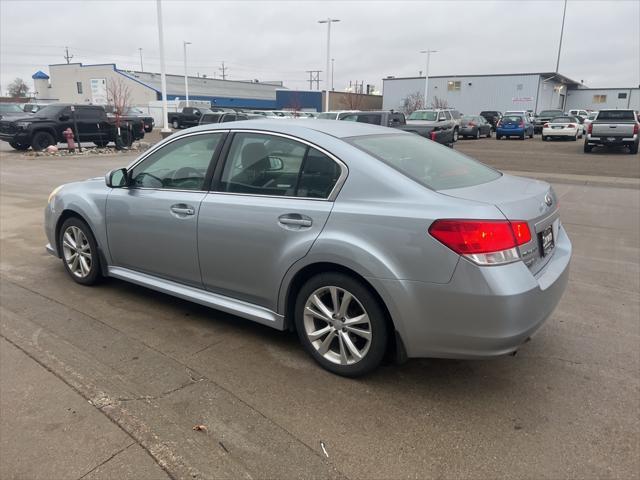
{"left": 45, "top": 120, "right": 571, "bottom": 376}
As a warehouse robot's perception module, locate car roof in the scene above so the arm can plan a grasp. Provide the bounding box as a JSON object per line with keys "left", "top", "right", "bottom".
{"left": 177, "top": 118, "right": 397, "bottom": 139}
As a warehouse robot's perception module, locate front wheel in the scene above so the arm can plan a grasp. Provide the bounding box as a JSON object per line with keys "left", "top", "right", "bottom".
{"left": 31, "top": 131, "right": 55, "bottom": 151}
{"left": 171, "top": 119, "right": 180, "bottom": 129}
{"left": 58, "top": 218, "right": 102, "bottom": 285}
{"left": 295, "top": 273, "right": 389, "bottom": 377}
{"left": 9, "top": 140, "right": 30, "bottom": 151}
{"left": 452, "top": 128, "right": 459, "bottom": 142}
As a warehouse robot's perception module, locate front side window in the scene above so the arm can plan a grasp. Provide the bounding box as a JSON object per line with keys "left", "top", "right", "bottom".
{"left": 408, "top": 111, "right": 438, "bottom": 121}
{"left": 347, "top": 133, "right": 500, "bottom": 191}
{"left": 130, "top": 133, "right": 223, "bottom": 190}
{"left": 219, "top": 133, "right": 340, "bottom": 198}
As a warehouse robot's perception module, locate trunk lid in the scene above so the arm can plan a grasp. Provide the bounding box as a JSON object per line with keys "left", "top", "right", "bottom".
{"left": 441, "top": 174, "right": 560, "bottom": 274}
{"left": 591, "top": 122, "right": 636, "bottom": 138}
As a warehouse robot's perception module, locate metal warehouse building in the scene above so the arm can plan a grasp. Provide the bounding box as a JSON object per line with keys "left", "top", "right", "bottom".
{"left": 32, "top": 63, "right": 286, "bottom": 109}
{"left": 382, "top": 72, "right": 640, "bottom": 114}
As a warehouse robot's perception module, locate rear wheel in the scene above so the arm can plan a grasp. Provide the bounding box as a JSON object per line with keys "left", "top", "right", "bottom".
{"left": 519, "top": 133, "right": 525, "bottom": 140}
{"left": 630, "top": 142, "right": 639, "bottom": 154}
{"left": 475, "top": 129, "right": 480, "bottom": 139}
{"left": 295, "top": 273, "right": 389, "bottom": 377}
{"left": 171, "top": 119, "right": 180, "bottom": 129}
{"left": 584, "top": 143, "right": 593, "bottom": 153}
{"left": 9, "top": 140, "right": 29, "bottom": 151}
{"left": 496, "top": 134, "right": 502, "bottom": 140}
{"left": 94, "top": 140, "right": 109, "bottom": 148}
{"left": 58, "top": 218, "right": 102, "bottom": 286}
{"left": 31, "top": 131, "right": 55, "bottom": 151}
{"left": 486, "top": 128, "right": 492, "bottom": 138}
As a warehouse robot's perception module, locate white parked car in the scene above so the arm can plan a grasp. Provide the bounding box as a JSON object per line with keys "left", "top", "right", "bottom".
{"left": 568, "top": 109, "right": 589, "bottom": 119}
{"left": 582, "top": 111, "right": 598, "bottom": 134}
{"left": 541, "top": 115, "right": 583, "bottom": 141}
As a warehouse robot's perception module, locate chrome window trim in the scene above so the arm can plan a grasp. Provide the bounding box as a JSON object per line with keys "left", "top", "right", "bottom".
{"left": 214, "top": 129, "right": 349, "bottom": 202}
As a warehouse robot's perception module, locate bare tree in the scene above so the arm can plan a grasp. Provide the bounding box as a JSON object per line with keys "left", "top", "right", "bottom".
{"left": 401, "top": 91, "right": 424, "bottom": 115}
{"left": 106, "top": 77, "right": 132, "bottom": 129}
{"left": 286, "top": 91, "right": 302, "bottom": 117}
{"left": 432, "top": 96, "right": 449, "bottom": 109}
{"left": 339, "top": 91, "right": 364, "bottom": 110}
{"left": 8, "top": 78, "right": 29, "bottom": 98}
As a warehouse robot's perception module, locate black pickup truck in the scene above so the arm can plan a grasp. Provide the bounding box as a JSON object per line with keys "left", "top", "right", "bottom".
{"left": 168, "top": 106, "right": 213, "bottom": 129}
{"left": 198, "top": 111, "right": 249, "bottom": 125}
{"left": 0, "top": 104, "right": 145, "bottom": 151}
{"left": 105, "top": 106, "right": 155, "bottom": 132}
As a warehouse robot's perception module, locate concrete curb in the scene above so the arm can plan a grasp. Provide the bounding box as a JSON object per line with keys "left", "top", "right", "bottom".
{"left": 505, "top": 170, "right": 640, "bottom": 190}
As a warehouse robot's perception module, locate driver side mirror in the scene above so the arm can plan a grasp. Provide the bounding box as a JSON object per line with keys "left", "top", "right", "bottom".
{"left": 105, "top": 168, "right": 128, "bottom": 188}
{"left": 267, "top": 156, "right": 284, "bottom": 171}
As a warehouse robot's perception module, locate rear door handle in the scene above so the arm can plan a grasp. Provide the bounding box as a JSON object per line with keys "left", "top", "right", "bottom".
{"left": 170, "top": 204, "right": 195, "bottom": 216}
{"left": 278, "top": 214, "right": 312, "bottom": 227}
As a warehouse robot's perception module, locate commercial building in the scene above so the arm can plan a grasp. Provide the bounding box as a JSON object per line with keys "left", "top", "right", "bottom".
{"left": 32, "top": 62, "right": 285, "bottom": 109}
{"left": 382, "top": 72, "right": 639, "bottom": 114}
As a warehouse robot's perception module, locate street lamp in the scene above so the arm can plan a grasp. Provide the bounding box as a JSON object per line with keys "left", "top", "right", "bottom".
{"left": 420, "top": 49, "right": 438, "bottom": 109}
{"left": 183, "top": 41, "right": 192, "bottom": 107}
{"left": 155, "top": 0, "right": 170, "bottom": 134}
{"left": 318, "top": 18, "right": 339, "bottom": 112}
{"left": 331, "top": 58, "right": 335, "bottom": 91}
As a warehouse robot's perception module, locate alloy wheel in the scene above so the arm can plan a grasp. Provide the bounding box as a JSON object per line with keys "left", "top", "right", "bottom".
{"left": 303, "top": 286, "right": 372, "bottom": 366}
{"left": 62, "top": 226, "right": 92, "bottom": 278}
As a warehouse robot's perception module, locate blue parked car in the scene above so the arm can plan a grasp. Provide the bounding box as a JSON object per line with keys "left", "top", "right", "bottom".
{"left": 496, "top": 114, "right": 534, "bottom": 140}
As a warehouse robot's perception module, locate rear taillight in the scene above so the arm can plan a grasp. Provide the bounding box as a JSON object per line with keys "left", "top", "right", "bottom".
{"left": 543, "top": 123, "right": 549, "bottom": 128}
{"left": 430, "top": 131, "right": 437, "bottom": 141}
{"left": 567, "top": 123, "right": 576, "bottom": 128}
{"left": 497, "top": 121, "right": 502, "bottom": 127}
{"left": 468, "top": 122, "right": 476, "bottom": 127}
{"left": 633, "top": 123, "right": 639, "bottom": 135}
{"left": 519, "top": 121, "right": 524, "bottom": 127}
{"left": 428, "top": 219, "right": 532, "bottom": 266}
{"left": 587, "top": 123, "right": 593, "bottom": 134}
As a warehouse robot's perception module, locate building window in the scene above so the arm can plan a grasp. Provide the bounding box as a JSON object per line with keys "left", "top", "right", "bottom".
{"left": 618, "top": 92, "right": 628, "bottom": 99}
{"left": 76, "top": 82, "right": 83, "bottom": 94}
{"left": 447, "top": 81, "right": 461, "bottom": 91}
{"left": 593, "top": 94, "right": 607, "bottom": 104}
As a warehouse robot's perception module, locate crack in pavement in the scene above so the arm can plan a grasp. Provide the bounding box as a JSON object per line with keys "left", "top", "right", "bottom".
{"left": 77, "top": 441, "right": 136, "bottom": 480}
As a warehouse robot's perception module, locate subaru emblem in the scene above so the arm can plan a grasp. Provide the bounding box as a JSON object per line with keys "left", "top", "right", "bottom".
{"left": 544, "top": 193, "right": 553, "bottom": 207}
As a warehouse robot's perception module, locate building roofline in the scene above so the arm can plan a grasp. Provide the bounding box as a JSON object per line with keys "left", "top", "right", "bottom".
{"left": 383, "top": 71, "right": 582, "bottom": 86}
{"left": 569, "top": 87, "right": 639, "bottom": 91}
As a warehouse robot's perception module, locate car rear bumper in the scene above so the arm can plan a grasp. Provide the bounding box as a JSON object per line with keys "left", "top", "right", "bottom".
{"left": 496, "top": 128, "right": 525, "bottom": 136}
{"left": 370, "top": 223, "right": 572, "bottom": 359}
{"left": 542, "top": 128, "right": 577, "bottom": 137}
{"left": 460, "top": 127, "right": 478, "bottom": 136}
{"left": 586, "top": 134, "right": 638, "bottom": 146}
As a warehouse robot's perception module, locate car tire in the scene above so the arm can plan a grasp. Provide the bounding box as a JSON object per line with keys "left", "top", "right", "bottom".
{"left": 542, "top": 135, "right": 548, "bottom": 141}
{"left": 31, "top": 131, "right": 55, "bottom": 151}
{"left": 529, "top": 131, "right": 534, "bottom": 139}
{"left": 584, "top": 143, "right": 593, "bottom": 153}
{"left": 486, "top": 129, "right": 492, "bottom": 138}
{"left": 294, "top": 273, "right": 389, "bottom": 377}
{"left": 171, "top": 119, "right": 180, "bottom": 129}
{"left": 496, "top": 134, "right": 501, "bottom": 140}
{"left": 9, "top": 140, "right": 30, "bottom": 151}
{"left": 475, "top": 130, "right": 480, "bottom": 140}
{"left": 453, "top": 128, "right": 459, "bottom": 142}
{"left": 144, "top": 126, "right": 153, "bottom": 133}
{"left": 519, "top": 134, "right": 525, "bottom": 140}
{"left": 630, "top": 142, "right": 639, "bottom": 154}
{"left": 94, "top": 140, "right": 109, "bottom": 148}
{"left": 58, "top": 217, "right": 102, "bottom": 286}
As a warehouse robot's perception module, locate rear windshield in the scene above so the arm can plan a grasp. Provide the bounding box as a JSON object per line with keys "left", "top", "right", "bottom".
{"left": 346, "top": 133, "right": 501, "bottom": 191}
{"left": 408, "top": 111, "right": 438, "bottom": 121}
{"left": 539, "top": 110, "right": 564, "bottom": 117}
{"left": 597, "top": 110, "right": 636, "bottom": 121}
{"left": 550, "top": 116, "right": 575, "bottom": 123}
{"left": 316, "top": 112, "right": 337, "bottom": 119}
{"left": 502, "top": 115, "right": 523, "bottom": 122}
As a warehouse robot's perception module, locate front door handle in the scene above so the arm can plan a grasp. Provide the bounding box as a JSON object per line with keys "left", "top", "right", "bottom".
{"left": 170, "top": 204, "right": 195, "bottom": 216}
{"left": 278, "top": 214, "right": 312, "bottom": 228}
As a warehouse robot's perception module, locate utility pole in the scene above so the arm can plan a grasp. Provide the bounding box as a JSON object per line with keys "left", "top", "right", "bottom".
{"left": 138, "top": 48, "right": 144, "bottom": 71}
{"left": 555, "top": 0, "right": 568, "bottom": 73}
{"left": 420, "top": 49, "right": 438, "bottom": 109}
{"left": 183, "top": 41, "right": 191, "bottom": 106}
{"left": 63, "top": 47, "right": 73, "bottom": 64}
{"left": 331, "top": 58, "right": 335, "bottom": 91}
{"left": 219, "top": 61, "right": 228, "bottom": 80}
{"left": 318, "top": 18, "right": 340, "bottom": 112}
{"left": 156, "top": 0, "right": 170, "bottom": 134}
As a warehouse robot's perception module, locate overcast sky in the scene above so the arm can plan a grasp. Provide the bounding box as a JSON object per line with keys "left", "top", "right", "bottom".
{"left": 1, "top": 0, "right": 639, "bottom": 95}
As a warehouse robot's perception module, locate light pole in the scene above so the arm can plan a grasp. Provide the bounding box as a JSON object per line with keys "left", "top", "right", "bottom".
{"left": 155, "top": 0, "right": 170, "bottom": 134}
{"left": 420, "top": 49, "right": 437, "bottom": 109}
{"left": 331, "top": 58, "right": 335, "bottom": 91}
{"left": 138, "top": 48, "right": 144, "bottom": 71}
{"left": 555, "top": 0, "right": 568, "bottom": 72}
{"left": 319, "top": 18, "right": 339, "bottom": 112}
{"left": 183, "top": 41, "right": 192, "bottom": 107}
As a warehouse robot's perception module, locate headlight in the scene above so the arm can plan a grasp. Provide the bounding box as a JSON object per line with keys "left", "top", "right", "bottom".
{"left": 48, "top": 185, "right": 64, "bottom": 204}
{"left": 15, "top": 121, "right": 31, "bottom": 129}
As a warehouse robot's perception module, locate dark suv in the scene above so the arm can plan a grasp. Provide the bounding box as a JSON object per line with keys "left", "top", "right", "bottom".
{"left": 480, "top": 111, "right": 502, "bottom": 130}
{"left": 338, "top": 111, "right": 406, "bottom": 127}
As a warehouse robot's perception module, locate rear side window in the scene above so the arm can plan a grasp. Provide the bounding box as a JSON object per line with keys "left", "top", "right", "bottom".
{"left": 347, "top": 133, "right": 500, "bottom": 191}
{"left": 597, "top": 110, "right": 635, "bottom": 121}
{"left": 219, "top": 133, "right": 341, "bottom": 198}
{"left": 342, "top": 113, "right": 381, "bottom": 125}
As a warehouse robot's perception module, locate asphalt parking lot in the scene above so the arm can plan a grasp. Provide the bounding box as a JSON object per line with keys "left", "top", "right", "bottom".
{"left": 1, "top": 135, "right": 639, "bottom": 479}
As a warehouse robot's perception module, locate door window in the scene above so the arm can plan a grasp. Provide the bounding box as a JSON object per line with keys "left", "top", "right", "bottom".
{"left": 130, "top": 133, "right": 223, "bottom": 190}
{"left": 219, "top": 132, "right": 341, "bottom": 198}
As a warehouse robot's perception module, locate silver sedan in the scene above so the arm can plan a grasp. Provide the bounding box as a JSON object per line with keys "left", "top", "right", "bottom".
{"left": 44, "top": 120, "right": 571, "bottom": 376}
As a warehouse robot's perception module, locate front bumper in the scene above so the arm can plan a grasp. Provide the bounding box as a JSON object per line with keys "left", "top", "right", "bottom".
{"left": 370, "top": 224, "right": 572, "bottom": 359}
{"left": 0, "top": 132, "right": 30, "bottom": 143}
